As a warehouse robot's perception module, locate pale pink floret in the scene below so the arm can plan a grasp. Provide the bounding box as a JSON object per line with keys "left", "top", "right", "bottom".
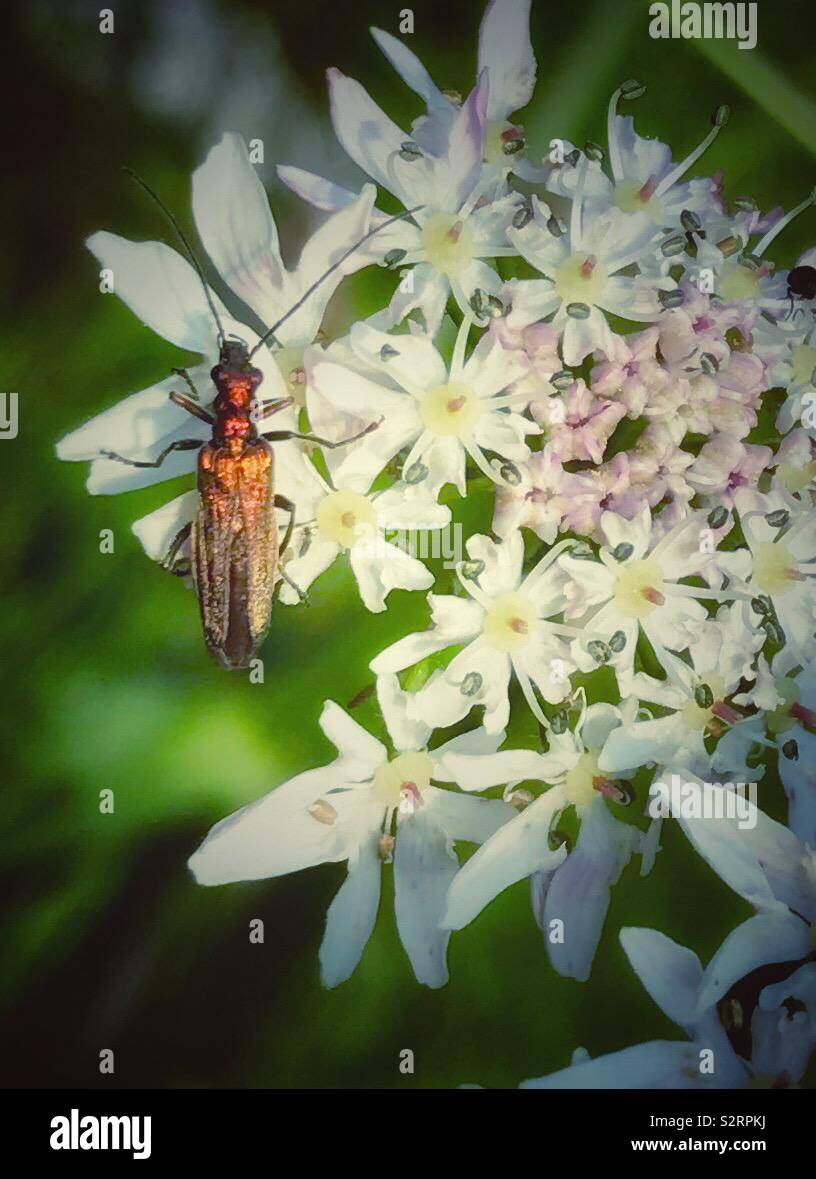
{"left": 542, "top": 379, "right": 626, "bottom": 465}
{"left": 590, "top": 326, "right": 672, "bottom": 419}
{"left": 687, "top": 434, "right": 773, "bottom": 506}
{"left": 560, "top": 453, "right": 641, "bottom": 537}
{"left": 492, "top": 444, "right": 569, "bottom": 542}
{"left": 489, "top": 316, "right": 562, "bottom": 408}
{"left": 628, "top": 422, "right": 695, "bottom": 508}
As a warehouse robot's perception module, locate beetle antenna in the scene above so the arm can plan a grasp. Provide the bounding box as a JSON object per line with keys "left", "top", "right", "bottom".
{"left": 123, "top": 166, "right": 226, "bottom": 346}
{"left": 248, "top": 203, "right": 425, "bottom": 360}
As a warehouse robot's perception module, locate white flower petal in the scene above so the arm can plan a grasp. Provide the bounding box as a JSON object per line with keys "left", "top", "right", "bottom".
{"left": 443, "top": 787, "right": 566, "bottom": 929}
{"left": 677, "top": 780, "right": 816, "bottom": 920}
{"left": 620, "top": 926, "right": 703, "bottom": 1032}
{"left": 520, "top": 1040, "right": 735, "bottom": 1090}
{"left": 349, "top": 539, "right": 433, "bottom": 612}
{"left": 188, "top": 764, "right": 357, "bottom": 884}
{"left": 318, "top": 700, "right": 387, "bottom": 777}
{"left": 394, "top": 808, "right": 457, "bottom": 988}
{"left": 86, "top": 232, "right": 224, "bottom": 354}
{"left": 319, "top": 828, "right": 382, "bottom": 987}
{"left": 56, "top": 367, "right": 209, "bottom": 463}
{"left": 132, "top": 490, "right": 198, "bottom": 562}
{"left": 697, "top": 912, "right": 811, "bottom": 1014}
{"left": 376, "top": 673, "right": 432, "bottom": 752}
{"left": 328, "top": 68, "right": 425, "bottom": 209}
{"left": 438, "top": 747, "right": 543, "bottom": 792}
{"left": 543, "top": 801, "right": 637, "bottom": 981}
{"left": 414, "top": 642, "right": 512, "bottom": 733}
{"left": 478, "top": 0, "right": 536, "bottom": 120}
{"left": 278, "top": 535, "right": 340, "bottom": 605}
{"left": 370, "top": 594, "right": 483, "bottom": 673}
{"left": 350, "top": 321, "right": 447, "bottom": 391}
{"left": 425, "top": 785, "right": 515, "bottom": 843}
{"left": 192, "top": 132, "right": 288, "bottom": 334}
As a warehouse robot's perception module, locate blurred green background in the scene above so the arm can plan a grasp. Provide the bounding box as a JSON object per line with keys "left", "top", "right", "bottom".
{"left": 2, "top": 0, "right": 815, "bottom": 1089}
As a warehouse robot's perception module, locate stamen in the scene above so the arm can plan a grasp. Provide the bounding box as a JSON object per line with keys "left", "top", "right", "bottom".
{"left": 638, "top": 174, "right": 658, "bottom": 202}
{"left": 451, "top": 316, "right": 470, "bottom": 379}
{"left": 790, "top": 702, "right": 816, "bottom": 727}
{"left": 711, "top": 701, "right": 743, "bottom": 726}
{"left": 607, "top": 80, "right": 645, "bottom": 183}
{"left": 570, "top": 154, "right": 590, "bottom": 249}
{"left": 754, "top": 189, "right": 816, "bottom": 257}
{"left": 654, "top": 106, "right": 729, "bottom": 199}
{"left": 515, "top": 665, "right": 550, "bottom": 727}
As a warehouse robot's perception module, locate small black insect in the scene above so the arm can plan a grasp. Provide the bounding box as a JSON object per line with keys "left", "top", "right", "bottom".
{"left": 785, "top": 264, "right": 816, "bottom": 319}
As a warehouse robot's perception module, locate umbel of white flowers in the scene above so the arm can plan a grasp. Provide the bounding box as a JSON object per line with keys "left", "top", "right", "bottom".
{"left": 57, "top": 0, "right": 816, "bottom": 1090}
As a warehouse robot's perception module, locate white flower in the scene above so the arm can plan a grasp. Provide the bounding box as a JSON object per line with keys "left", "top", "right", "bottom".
{"left": 733, "top": 487, "right": 816, "bottom": 667}
{"left": 558, "top": 506, "right": 730, "bottom": 695}
{"left": 441, "top": 701, "right": 643, "bottom": 981}
{"left": 281, "top": 70, "right": 522, "bottom": 332}
{"left": 308, "top": 317, "right": 537, "bottom": 498}
{"left": 56, "top": 132, "right": 380, "bottom": 565}
{"left": 507, "top": 180, "right": 673, "bottom": 365}
{"left": 370, "top": 0, "right": 537, "bottom": 167}
{"left": 736, "top": 648, "right": 816, "bottom": 846}
{"left": 275, "top": 445, "right": 445, "bottom": 612}
{"left": 188, "top": 682, "right": 515, "bottom": 988}
{"left": 278, "top": 0, "right": 542, "bottom": 331}
{"left": 600, "top": 611, "right": 767, "bottom": 783}
{"left": 520, "top": 919, "right": 816, "bottom": 1088}
{"left": 686, "top": 194, "right": 814, "bottom": 313}
{"left": 763, "top": 316, "right": 816, "bottom": 434}
{"left": 545, "top": 84, "right": 726, "bottom": 230}
{"left": 371, "top": 532, "right": 577, "bottom": 732}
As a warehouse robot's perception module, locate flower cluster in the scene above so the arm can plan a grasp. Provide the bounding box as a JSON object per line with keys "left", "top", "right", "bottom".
{"left": 58, "top": 0, "right": 816, "bottom": 1088}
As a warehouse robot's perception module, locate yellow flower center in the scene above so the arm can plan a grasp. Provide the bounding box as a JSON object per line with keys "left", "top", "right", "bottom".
{"left": 752, "top": 541, "right": 797, "bottom": 596}
{"left": 420, "top": 381, "right": 484, "bottom": 437}
{"left": 484, "top": 120, "right": 519, "bottom": 166}
{"left": 273, "top": 345, "right": 307, "bottom": 405}
{"left": 778, "top": 460, "right": 816, "bottom": 493}
{"left": 766, "top": 676, "right": 800, "bottom": 734}
{"left": 371, "top": 750, "right": 434, "bottom": 808}
{"left": 554, "top": 251, "right": 609, "bottom": 306}
{"left": 612, "top": 179, "right": 662, "bottom": 222}
{"left": 482, "top": 591, "right": 538, "bottom": 653}
{"left": 718, "top": 261, "right": 760, "bottom": 301}
{"left": 564, "top": 751, "right": 601, "bottom": 806}
{"left": 791, "top": 344, "right": 816, "bottom": 387}
{"left": 613, "top": 558, "right": 666, "bottom": 618}
{"left": 316, "top": 489, "right": 376, "bottom": 549}
{"left": 421, "top": 212, "right": 475, "bottom": 275}
{"left": 681, "top": 675, "right": 726, "bottom": 731}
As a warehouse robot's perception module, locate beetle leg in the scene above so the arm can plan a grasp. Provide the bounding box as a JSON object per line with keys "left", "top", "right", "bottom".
{"left": 100, "top": 438, "right": 202, "bottom": 468}
{"left": 160, "top": 521, "right": 193, "bottom": 573}
{"left": 265, "top": 418, "right": 382, "bottom": 449}
{"left": 170, "top": 391, "right": 215, "bottom": 425}
{"left": 279, "top": 567, "right": 308, "bottom": 603}
{"left": 171, "top": 368, "right": 203, "bottom": 401}
{"left": 272, "top": 494, "right": 308, "bottom": 603}
{"left": 253, "top": 396, "right": 294, "bottom": 422}
{"left": 273, "top": 494, "right": 296, "bottom": 555}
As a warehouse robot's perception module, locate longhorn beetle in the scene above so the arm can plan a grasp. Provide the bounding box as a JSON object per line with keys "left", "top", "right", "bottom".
{"left": 101, "top": 171, "right": 423, "bottom": 669}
